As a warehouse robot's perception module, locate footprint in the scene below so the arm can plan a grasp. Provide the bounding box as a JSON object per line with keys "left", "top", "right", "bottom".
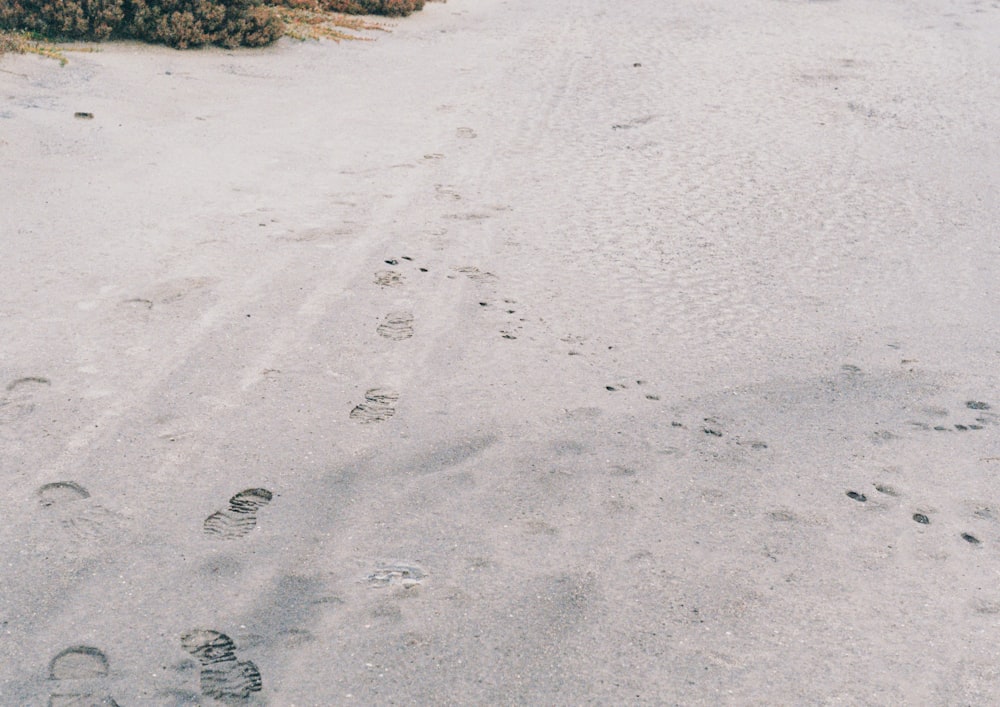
{"left": 434, "top": 184, "right": 462, "bottom": 201}
{"left": 180, "top": 630, "right": 262, "bottom": 702}
{"left": 6, "top": 376, "right": 51, "bottom": 392}
{"left": 367, "top": 564, "right": 426, "bottom": 588}
{"left": 453, "top": 265, "right": 497, "bottom": 283}
{"left": 146, "top": 276, "right": 217, "bottom": 307}
{"left": 350, "top": 388, "right": 399, "bottom": 424}
{"left": 1, "top": 376, "right": 51, "bottom": 423}
{"left": 377, "top": 311, "right": 415, "bottom": 341}
{"left": 39, "top": 481, "right": 91, "bottom": 507}
{"left": 121, "top": 297, "right": 154, "bottom": 310}
{"left": 203, "top": 489, "right": 273, "bottom": 540}
{"left": 48, "top": 645, "right": 119, "bottom": 706}
{"left": 37, "top": 482, "right": 123, "bottom": 544}
{"left": 374, "top": 270, "right": 404, "bottom": 288}
{"left": 455, "top": 127, "right": 477, "bottom": 139}
{"left": 611, "top": 115, "right": 656, "bottom": 130}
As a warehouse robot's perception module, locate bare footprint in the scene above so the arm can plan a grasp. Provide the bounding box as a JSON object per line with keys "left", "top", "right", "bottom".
{"left": 180, "top": 630, "right": 262, "bottom": 702}
{"left": 203, "top": 489, "right": 273, "bottom": 540}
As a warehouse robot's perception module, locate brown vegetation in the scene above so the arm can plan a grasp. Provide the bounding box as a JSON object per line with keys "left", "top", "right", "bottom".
{"left": 0, "top": 0, "right": 441, "bottom": 52}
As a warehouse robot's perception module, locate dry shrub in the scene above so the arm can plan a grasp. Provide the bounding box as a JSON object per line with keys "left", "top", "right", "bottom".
{"left": 276, "top": 0, "right": 423, "bottom": 16}
{"left": 326, "top": 0, "right": 424, "bottom": 16}
{"left": 0, "top": 0, "right": 282, "bottom": 47}
{"left": 0, "top": 0, "right": 125, "bottom": 40}
{"left": 127, "top": 0, "right": 282, "bottom": 47}
{"left": 0, "top": 0, "right": 439, "bottom": 51}
{"left": 276, "top": 6, "right": 384, "bottom": 42}
{"left": 0, "top": 28, "right": 70, "bottom": 62}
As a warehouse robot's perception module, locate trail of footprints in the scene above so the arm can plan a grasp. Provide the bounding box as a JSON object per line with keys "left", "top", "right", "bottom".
{"left": 26, "top": 248, "right": 474, "bottom": 700}
{"left": 45, "top": 631, "right": 265, "bottom": 705}
{"left": 37, "top": 486, "right": 273, "bottom": 702}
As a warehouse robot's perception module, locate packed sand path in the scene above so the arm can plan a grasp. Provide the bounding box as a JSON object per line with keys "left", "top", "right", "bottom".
{"left": 2, "top": 0, "right": 1000, "bottom": 703}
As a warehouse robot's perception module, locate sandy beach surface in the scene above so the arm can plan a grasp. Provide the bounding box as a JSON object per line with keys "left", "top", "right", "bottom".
{"left": 2, "top": 0, "right": 999, "bottom": 703}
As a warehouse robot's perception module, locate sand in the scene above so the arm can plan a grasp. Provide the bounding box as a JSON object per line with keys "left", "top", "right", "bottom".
{"left": 2, "top": 0, "right": 999, "bottom": 703}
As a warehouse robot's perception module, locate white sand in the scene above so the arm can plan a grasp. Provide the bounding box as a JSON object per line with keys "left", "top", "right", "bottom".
{"left": 2, "top": 0, "right": 1000, "bottom": 703}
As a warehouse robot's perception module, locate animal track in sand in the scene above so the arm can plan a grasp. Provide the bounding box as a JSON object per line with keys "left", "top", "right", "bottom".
{"left": 203, "top": 488, "right": 273, "bottom": 540}
{"left": 855, "top": 483, "right": 988, "bottom": 544}
{"left": 367, "top": 564, "right": 426, "bottom": 588}
{"left": 383, "top": 255, "right": 429, "bottom": 273}
{"left": 476, "top": 296, "right": 528, "bottom": 340}
{"left": 377, "top": 311, "right": 415, "bottom": 340}
{"left": 701, "top": 418, "right": 724, "bottom": 437}
{"left": 664, "top": 415, "right": 769, "bottom": 457}
{"left": 604, "top": 379, "right": 662, "bottom": 401}
{"left": 350, "top": 388, "right": 399, "bottom": 423}
{"left": 48, "top": 645, "right": 119, "bottom": 706}
{"left": 455, "top": 127, "right": 477, "bottom": 139}
{"left": 905, "top": 399, "right": 996, "bottom": 433}
{"left": 180, "top": 630, "right": 261, "bottom": 702}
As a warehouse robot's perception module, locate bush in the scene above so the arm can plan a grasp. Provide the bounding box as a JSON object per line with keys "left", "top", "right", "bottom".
{"left": 276, "top": 0, "right": 424, "bottom": 16}
{"left": 127, "top": 0, "right": 282, "bottom": 47}
{"left": 0, "top": 0, "right": 125, "bottom": 40}
{"left": 323, "top": 0, "right": 425, "bottom": 16}
{"left": 0, "top": 0, "right": 436, "bottom": 49}
{"left": 0, "top": 0, "right": 282, "bottom": 47}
